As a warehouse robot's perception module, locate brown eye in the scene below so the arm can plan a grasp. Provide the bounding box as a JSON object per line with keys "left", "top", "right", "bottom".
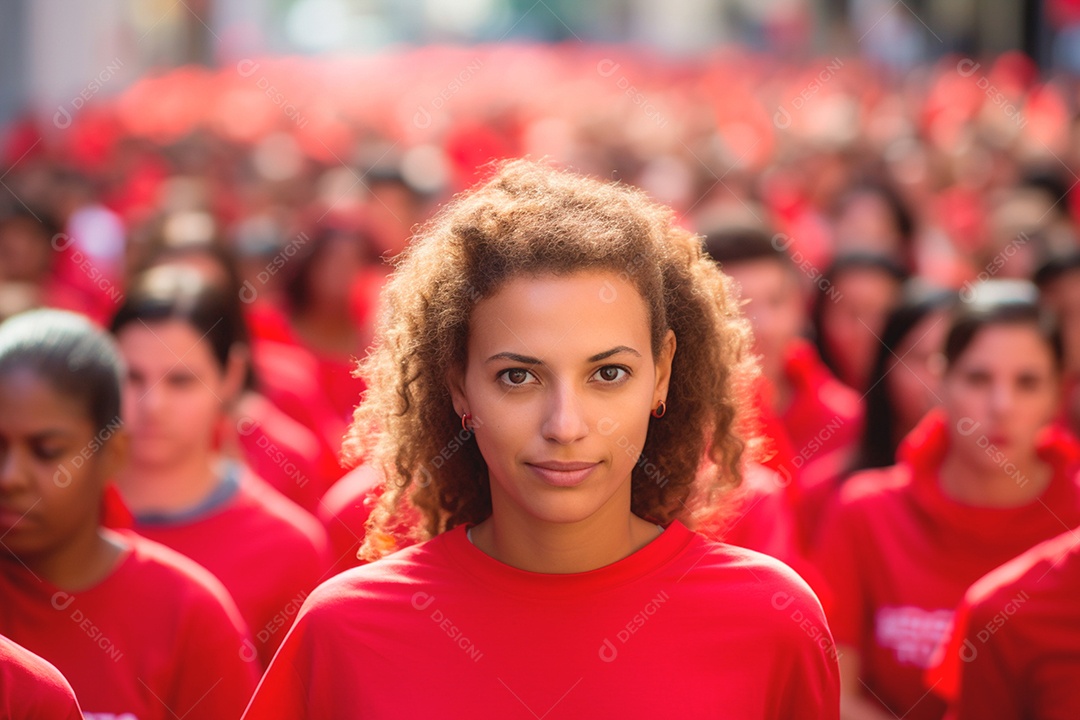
{"left": 499, "top": 368, "right": 536, "bottom": 386}
{"left": 594, "top": 366, "right": 628, "bottom": 383}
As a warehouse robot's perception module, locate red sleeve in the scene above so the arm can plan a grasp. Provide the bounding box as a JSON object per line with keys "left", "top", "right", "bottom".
{"left": 169, "top": 576, "right": 260, "bottom": 719}
{"left": 0, "top": 635, "right": 84, "bottom": 720}
{"left": 767, "top": 572, "right": 842, "bottom": 719}
{"left": 242, "top": 606, "right": 317, "bottom": 720}
{"left": 927, "top": 596, "right": 1024, "bottom": 720}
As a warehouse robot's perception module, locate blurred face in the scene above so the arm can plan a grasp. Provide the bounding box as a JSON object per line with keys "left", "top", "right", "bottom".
{"left": 943, "top": 324, "right": 1059, "bottom": 468}
{"left": 724, "top": 259, "right": 804, "bottom": 372}
{"left": 821, "top": 267, "right": 901, "bottom": 388}
{"left": 449, "top": 271, "right": 675, "bottom": 526}
{"left": 117, "top": 320, "right": 238, "bottom": 468}
{"left": 306, "top": 236, "right": 364, "bottom": 308}
{"left": 885, "top": 310, "right": 948, "bottom": 435}
{"left": 0, "top": 368, "right": 120, "bottom": 559}
{"left": 0, "top": 218, "right": 51, "bottom": 282}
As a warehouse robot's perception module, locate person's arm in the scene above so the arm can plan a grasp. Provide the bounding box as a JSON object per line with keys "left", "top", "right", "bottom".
{"left": 838, "top": 647, "right": 898, "bottom": 720}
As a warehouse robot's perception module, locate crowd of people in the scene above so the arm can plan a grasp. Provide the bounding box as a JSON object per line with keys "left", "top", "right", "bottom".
{"left": 2, "top": 44, "right": 1080, "bottom": 718}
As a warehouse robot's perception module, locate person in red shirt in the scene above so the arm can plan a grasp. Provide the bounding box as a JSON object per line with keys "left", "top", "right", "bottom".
{"left": 0, "top": 308, "right": 255, "bottom": 719}
{"left": 243, "top": 160, "right": 840, "bottom": 719}
{"left": 0, "top": 635, "right": 82, "bottom": 720}
{"left": 701, "top": 226, "right": 864, "bottom": 550}
{"left": 812, "top": 280, "right": 1080, "bottom": 720}
{"left": 109, "top": 266, "right": 332, "bottom": 668}
{"left": 927, "top": 526, "right": 1080, "bottom": 720}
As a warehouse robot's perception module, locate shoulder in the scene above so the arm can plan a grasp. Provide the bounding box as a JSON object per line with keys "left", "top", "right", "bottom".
{"left": 964, "top": 529, "right": 1080, "bottom": 622}
{"left": 234, "top": 470, "right": 330, "bottom": 550}
{"left": 115, "top": 530, "right": 246, "bottom": 619}
{"left": 0, "top": 635, "right": 82, "bottom": 717}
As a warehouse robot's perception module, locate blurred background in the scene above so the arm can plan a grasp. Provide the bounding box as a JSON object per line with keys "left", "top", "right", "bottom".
{"left": 6, "top": 0, "right": 1080, "bottom": 497}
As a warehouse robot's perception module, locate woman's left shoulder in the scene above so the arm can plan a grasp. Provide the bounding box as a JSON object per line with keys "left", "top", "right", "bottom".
{"left": 678, "top": 530, "right": 826, "bottom": 618}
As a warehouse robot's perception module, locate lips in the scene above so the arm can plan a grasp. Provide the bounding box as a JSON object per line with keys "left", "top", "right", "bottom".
{"left": 526, "top": 460, "right": 600, "bottom": 487}
{"left": 0, "top": 506, "right": 35, "bottom": 530}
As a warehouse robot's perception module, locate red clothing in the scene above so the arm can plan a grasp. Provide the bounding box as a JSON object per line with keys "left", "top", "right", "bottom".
{"left": 0, "top": 531, "right": 256, "bottom": 719}
{"left": 929, "top": 527, "right": 1080, "bottom": 720}
{"left": 772, "top": 339, "right": 865, "bottom": 550}
{"left": 133, "top": 463, "right": 332, "bottom": 668}
{"left": 812, "top": 410, "right": 1080, "bottom": 720}
{"left": 0, "top": 635, "right": 82, "bottom": 719}
{"left": 243, "top": 521, "right": 840, "bottom": 719}
{"left": 701, "top": 463, "right": 799, "bottom": 566}
{"left": 233, "top": 391, "right": 335, "bottom": 513}
{"left": 318, "top": 463, "right": 383, "bottom": 575}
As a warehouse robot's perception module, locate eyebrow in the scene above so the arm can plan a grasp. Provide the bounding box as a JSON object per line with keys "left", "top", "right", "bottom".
{"left": 485, "top": 346, "right": 642, "bottom": 364}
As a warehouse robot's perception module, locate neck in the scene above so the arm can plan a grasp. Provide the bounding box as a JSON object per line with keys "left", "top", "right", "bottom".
{"left": 938, "top": 448, "right": 1053, "bottom": 508}
{"left": 762, "top": 360, "right": 793, "bottom": 414}
{"left": 12, "top": 524, "right": 126, "bottom": 591}
{"left": 117, "top": 452, "right": 220, "bottom": 515}
{"left": 469, "top": 487, "right": 661, "bottom": 574}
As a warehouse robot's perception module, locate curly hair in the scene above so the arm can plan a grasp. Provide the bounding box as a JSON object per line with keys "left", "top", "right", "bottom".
{"left": 344, "top": 159, "right": 757, "bottom": 560}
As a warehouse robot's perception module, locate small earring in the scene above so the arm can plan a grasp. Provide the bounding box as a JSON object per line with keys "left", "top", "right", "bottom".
{"left": 461, "top": 412, "right": 472, "bottom": 431}
{"left": 651, "top": 400, "right": 666, "bottom": 418}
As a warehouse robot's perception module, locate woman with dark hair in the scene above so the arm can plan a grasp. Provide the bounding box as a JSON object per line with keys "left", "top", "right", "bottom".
{"left": 110, "top": 266, "right": 331, "bottom": 668}
{"left": 0, "top": 308, "right": 256, "bottom": 717}
{"left": 812, "top": 252, "right": 908, "bottom": 393}
{"left": 243, "top": 160, "right": 840, "bottom": 718}
{"left": 247, "top": 220, "right": 381, "bottom": 465}
{"left": 138, "top": 238, "right": 339, "bottom": 512}
{"left": 813, "top": 280, "right": 1080, "bottom": 720}
{"left": 854, "top": 282, "right": 955, "bottom": 471}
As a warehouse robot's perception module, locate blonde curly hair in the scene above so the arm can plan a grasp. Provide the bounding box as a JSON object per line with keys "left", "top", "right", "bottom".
{"left": 344, "top": 159, "right": 757, "bottom": 560}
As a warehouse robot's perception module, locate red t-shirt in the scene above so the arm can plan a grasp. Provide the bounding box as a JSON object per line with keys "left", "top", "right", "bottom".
{"left": 772, "top": 339, "right": 865, "bottom": 549}
{"left": 317, "top": 463, "right": 383, "bottom": 575}
{"left": 233, "top": 391, "right": 336, "bottom": 514}
{"left": 701, "top": 463, "right": 799, "bottom": 566}
{"left": 0, "top": 531, "right": 256, "bottom": 719}
{"left": 812, "top": 409, "right": 1080, "bottom": 720}
{"left": 928, "top": 526, "right": 1080, "bottom": 720}
{"left": 0, "top": 635, "right": 82, "bottom": 719}
{"left": 243, "top": 520, "right": 840, "bottom": 719}
{"left": 133, "top": 463, "right": 332, "bottom": 667}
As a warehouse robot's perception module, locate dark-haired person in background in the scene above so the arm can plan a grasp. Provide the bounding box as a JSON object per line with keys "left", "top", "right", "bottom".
{"left": 813, "top": 280, "right": 1080, "bottom": 720}
{"left": 853, "top": 282, "right": 955, "bottom": 472}
{"left": 110, "top": 265, "right": 331, "bottom": 668}
{"left": 812, "top": 252, "right": 907, "bottom": 394}
{"left": 0, "top": 308, "right": 256, "bottom": 718}
{"left": 702, "top": 225, "right": 864, "bottom": 551}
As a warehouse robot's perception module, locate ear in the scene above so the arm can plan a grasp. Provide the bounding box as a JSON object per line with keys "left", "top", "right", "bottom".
{"left": 653, "top": 329, "right": 677, "bottom": 405}
{"left": 446, "top": 364, "right": 469, "bottom": 417}
{"left": 221, "top": 343, "right": 249, "bottom": 407}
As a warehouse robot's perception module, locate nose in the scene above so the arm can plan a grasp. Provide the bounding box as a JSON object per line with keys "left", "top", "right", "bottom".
{"left": 0, "top": 447, "right": 27, "bottom": 493}
{"left": 541, "top": 382, "right": 590, "bottom": 445}
{"left": 988, "top": 380, "right": 1013, "bottom": 418}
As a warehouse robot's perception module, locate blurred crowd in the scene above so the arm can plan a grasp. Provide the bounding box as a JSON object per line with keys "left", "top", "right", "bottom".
{"left": 4, "top": 44, "right": 1080, "bottom": 719}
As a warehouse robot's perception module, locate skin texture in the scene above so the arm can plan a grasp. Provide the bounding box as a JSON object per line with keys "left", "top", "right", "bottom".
{"left": 939, "top": 323, "right": 1058, "bottom": 507}
{"left": 115, "top": 320, "right": 244, "bottom": 513}
{"left": 448, "top": 271, "right": 676, "bottom": 574}
{"left": 0, "top": 368, "right": 127, "bottom": 590}
{"left": 723, "top": 259, "right": 805, "bottom": 410}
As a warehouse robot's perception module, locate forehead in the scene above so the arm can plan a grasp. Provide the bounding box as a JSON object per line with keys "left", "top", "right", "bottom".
{"left": 951, "top": 323, "right": 1055, "bottom": 368}
{"left": 0, "top": 367, "right": 93, "bottom": 432}
{"left": 467, "top": 271, "right": 652, "bottom": 359}
{"left": 116, "top": 319, "right": 216, "bottom": 366}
